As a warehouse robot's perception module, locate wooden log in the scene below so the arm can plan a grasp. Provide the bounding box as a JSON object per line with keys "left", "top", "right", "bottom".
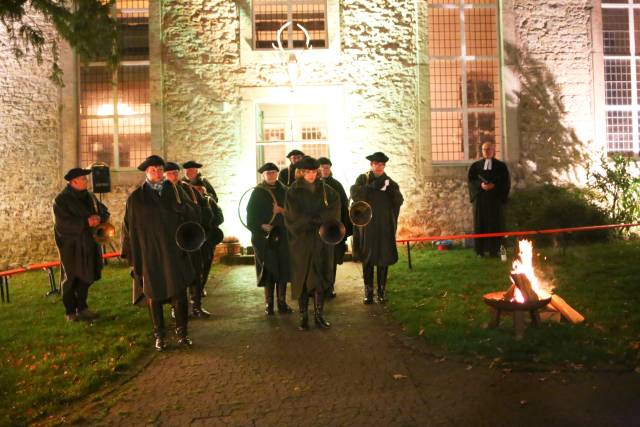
{"left": 549, "top": 294, "right": 585, "bottom": 324}
{"left": 510, "top": 273, "right": 539, "bottom": 302}
{"left": 502, "top": 284, "right": 516, "bottom": 301}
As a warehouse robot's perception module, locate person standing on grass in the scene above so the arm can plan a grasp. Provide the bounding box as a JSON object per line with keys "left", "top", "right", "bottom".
{"left": 350, "top": 152, "right": 404, "bottom": 304}
{"left": 467, "top": 141, "right": 510, "bottom": 258}
{"left": 122, "top": 155, "right": 198, "bottom": 352}
{"left": 53, "top": 167, "right": 110, "bottom": 322}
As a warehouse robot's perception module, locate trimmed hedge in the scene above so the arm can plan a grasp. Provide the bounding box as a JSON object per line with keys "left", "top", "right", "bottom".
{"left": 507, "top": 184, "right": 610, "bottom": 245}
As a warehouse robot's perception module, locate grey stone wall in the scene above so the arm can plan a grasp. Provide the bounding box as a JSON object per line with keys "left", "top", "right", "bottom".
{"left": 0, "top": 20, "right": 62, "bottom": 268}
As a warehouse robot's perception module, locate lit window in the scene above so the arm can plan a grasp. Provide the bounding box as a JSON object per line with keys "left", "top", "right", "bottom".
{"left": 428, "top": 0, "right": 502, "bottom": 162}
{"left": 602, "top": 1, "right": 640, "bottom": 155}
{"left": 256, "top": 105, "right": 329, "bottom": 175}
{"left": 253, "top": 0, "right": 327, "bottom": 49}
{"left": 78, "top": 0, "right": 150, "bottom": 168}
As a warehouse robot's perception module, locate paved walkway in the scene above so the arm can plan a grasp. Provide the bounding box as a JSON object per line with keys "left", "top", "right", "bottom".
{"left": 71, "top": 262, "right": 638, "bottom": 426}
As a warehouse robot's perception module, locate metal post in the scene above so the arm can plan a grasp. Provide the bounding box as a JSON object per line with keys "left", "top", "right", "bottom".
{"left": 406, "top": 242, "right": 413, "bottom": 270}
{"left": 1, "top": 276, "right": 8, "bottom": 303}
{"left": 46, "top": 267, "right": 59, "bottom": 296}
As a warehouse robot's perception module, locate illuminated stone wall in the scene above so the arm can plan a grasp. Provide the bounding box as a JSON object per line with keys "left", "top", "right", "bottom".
{"left": 508, "top": 0, "right": 597, "bottom": 187}
{"left": 0, "top": 1, "right": 610, "bottom": 266}
{"left": 0, "top": 21, "right": 62, "bottom": 268}
{"left": 161, "top": 0, "right": 424, "bottom": 242}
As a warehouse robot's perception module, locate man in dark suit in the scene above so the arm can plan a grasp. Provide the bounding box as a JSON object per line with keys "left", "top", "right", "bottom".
{"left": 467, "top": 142, "right": 511, "bottom": 257}
{"left": 53, "top": 168, "right": 110, "bottom": 321}
{"left": 122, "top": 155, "right": 198, "bottom": 351}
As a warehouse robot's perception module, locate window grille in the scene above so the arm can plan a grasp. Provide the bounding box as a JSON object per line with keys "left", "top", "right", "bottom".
{"left": 256, "top": 105, "right": 329, "bottom": 176}
{"left": 428, "top": 0, "right": 502, "bottom": 162}
{"left": 602, "top": 1, "right": 640, "bottom": 155}
{"left": 78, "top": 0, "right": 150, "bottom": 168}
{"left": 253, "top": 0, "right": 327, "bottom": 49}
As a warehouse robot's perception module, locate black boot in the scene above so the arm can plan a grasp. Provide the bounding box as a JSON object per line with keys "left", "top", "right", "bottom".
{"left": 191, "top": 284, "right": 211, "bottom": 318}
{"left": 174, "top": 294, "right": 192, "bottom": 347}
{"left": 298, "top": 292, "right": 309, "bottom": 330}
{"left": 314, "top": 291, "right": 330, "bottom": 329}
{"left": 264, "top": 282, "right": 275, "bottom": 315}
{"left": 377, "top": 266, "right": 388, "bottom": 303}
{"left": 175, "top": 326, "right": 193, "bottom": 346}
{"left": 363, "top": 284, "right": 374, "bottom": 304}
{"left": 363, "top": 262, "right": 374, "bottom": 304}
{"left": 276, "top": 282, "right": 292, "bottom": 314}
{"left": 149, "top": 300, "right": 166, "bottom": 352}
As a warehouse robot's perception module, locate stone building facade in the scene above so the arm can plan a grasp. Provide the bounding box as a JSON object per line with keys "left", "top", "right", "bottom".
{"left": 0, "top": 0, "right": 631, "bottom": 267}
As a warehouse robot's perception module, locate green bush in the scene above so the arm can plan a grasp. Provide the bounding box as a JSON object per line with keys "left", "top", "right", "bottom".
{"left": 506, "top": 184, "right": 610, "bottom": 245}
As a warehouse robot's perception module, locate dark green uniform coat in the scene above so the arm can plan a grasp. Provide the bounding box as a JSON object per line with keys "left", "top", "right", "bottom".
{"left": 246, "top": 182, "right": 290, "bottom": 287}
{"left": 53, "top": 186, "right": 109, "bottom": 293}
{"left": 122, "top": 181, "right": 197, "bottom": 302}
{"left": 350, "top": 172, "right": 403, "bottom": 266}
{"left": 285, "top": 179, "right": 340, "bottom": 299}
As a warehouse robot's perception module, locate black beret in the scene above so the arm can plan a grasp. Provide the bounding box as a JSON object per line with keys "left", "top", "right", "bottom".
{"left": 182, "top": 160, "right": 203, "bottom": 169}
{"left": 64, "top": 167, "right": 91, "bottom": 181}
{"left": 366, "top": 151, "right": 389, "bottom": 163}
{"left": 317, "top": 157, "right": 332, "bottom": 166}
{"left": 137, "top": 155, "right": 165, "bottom": 171}
{"left": 257, "top": 162, "right": 279, "bottom": 173}
{"left": 295, "top": 156, "right": 320, "bottom": 170}
{"left": 164, "top": 162, "right": 180, "bottom": 172}
{"left": 286, "top": 149, "right": 305, "bottom": 158}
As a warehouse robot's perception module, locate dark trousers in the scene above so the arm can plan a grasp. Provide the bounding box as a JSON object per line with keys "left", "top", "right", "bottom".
{"left": 62, "top": 278, "right": 90, "bottom": 315}
{"left": 148, "top": 289, "right": 189, "bottom": 337}
{"left": 201, "top": 242, "right": 214, "bottom": 289}
{"left": 363, "top": 263, "right": 388, "bottom": 288}
{"left": 474, "top": 237, "right": 501, "bottom": 257}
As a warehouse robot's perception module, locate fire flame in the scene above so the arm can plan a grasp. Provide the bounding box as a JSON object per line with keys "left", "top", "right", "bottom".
{"left": 510, "top": 240, "right": 552, "bottom": 303}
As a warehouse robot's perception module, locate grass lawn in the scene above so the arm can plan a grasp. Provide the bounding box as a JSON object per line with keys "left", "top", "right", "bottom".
{"left": 0, "top": 262, "right": 150, "bottom": 426}
{"left": 387, "top": 239, "right": 640, "bottom": 369}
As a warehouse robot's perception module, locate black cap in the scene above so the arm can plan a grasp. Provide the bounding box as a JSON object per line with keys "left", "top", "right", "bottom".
{"left": 317, "top": 157, "right": 332, "bottom": 166}
{"left": 182, "top": 160, "right": 203, "bottom": 169}
{"left": 286, "top": 149, "right": 304, "bottom": 158}
{"left": 257, "top": 162, "right": 279, "bottom": 173}
{"left": 137, "top": 155, "right": 165, "bottom": 171}
{"left": 295, "top": 156, "right": 320, "bottom": 170}
{"left": 164, "top": 162, "right": 180, "bottom": 172}
{"left": 366, "top": 152, "right": 389, "bottom": 163}
{"left": 64, "top": 167, "right": 91, "bottom": 181}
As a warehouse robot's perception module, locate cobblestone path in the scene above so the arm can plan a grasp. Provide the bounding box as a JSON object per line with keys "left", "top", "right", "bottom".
{"left": 71, "top": 262, "right": 639, "bottom": 426}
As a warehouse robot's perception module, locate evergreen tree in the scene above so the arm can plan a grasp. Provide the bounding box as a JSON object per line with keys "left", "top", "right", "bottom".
{"left": 0, "top": 0, "right": 119, "bottom": 85}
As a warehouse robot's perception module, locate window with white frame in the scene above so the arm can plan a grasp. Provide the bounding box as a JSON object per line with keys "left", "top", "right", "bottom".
{"left": 253, "top": 0, "right": 327, "bottom": 49}
{"left": 78, "top": 0, "right": 151, "bottom": 168}
{"left": 428, "top": 0, "right": 502, "bottom": 162}
{"left": 256, "top": 104, "right": 329, "bottom": 175}
{"left": 602, "top": 0, "right": 640, "bottom": 155}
